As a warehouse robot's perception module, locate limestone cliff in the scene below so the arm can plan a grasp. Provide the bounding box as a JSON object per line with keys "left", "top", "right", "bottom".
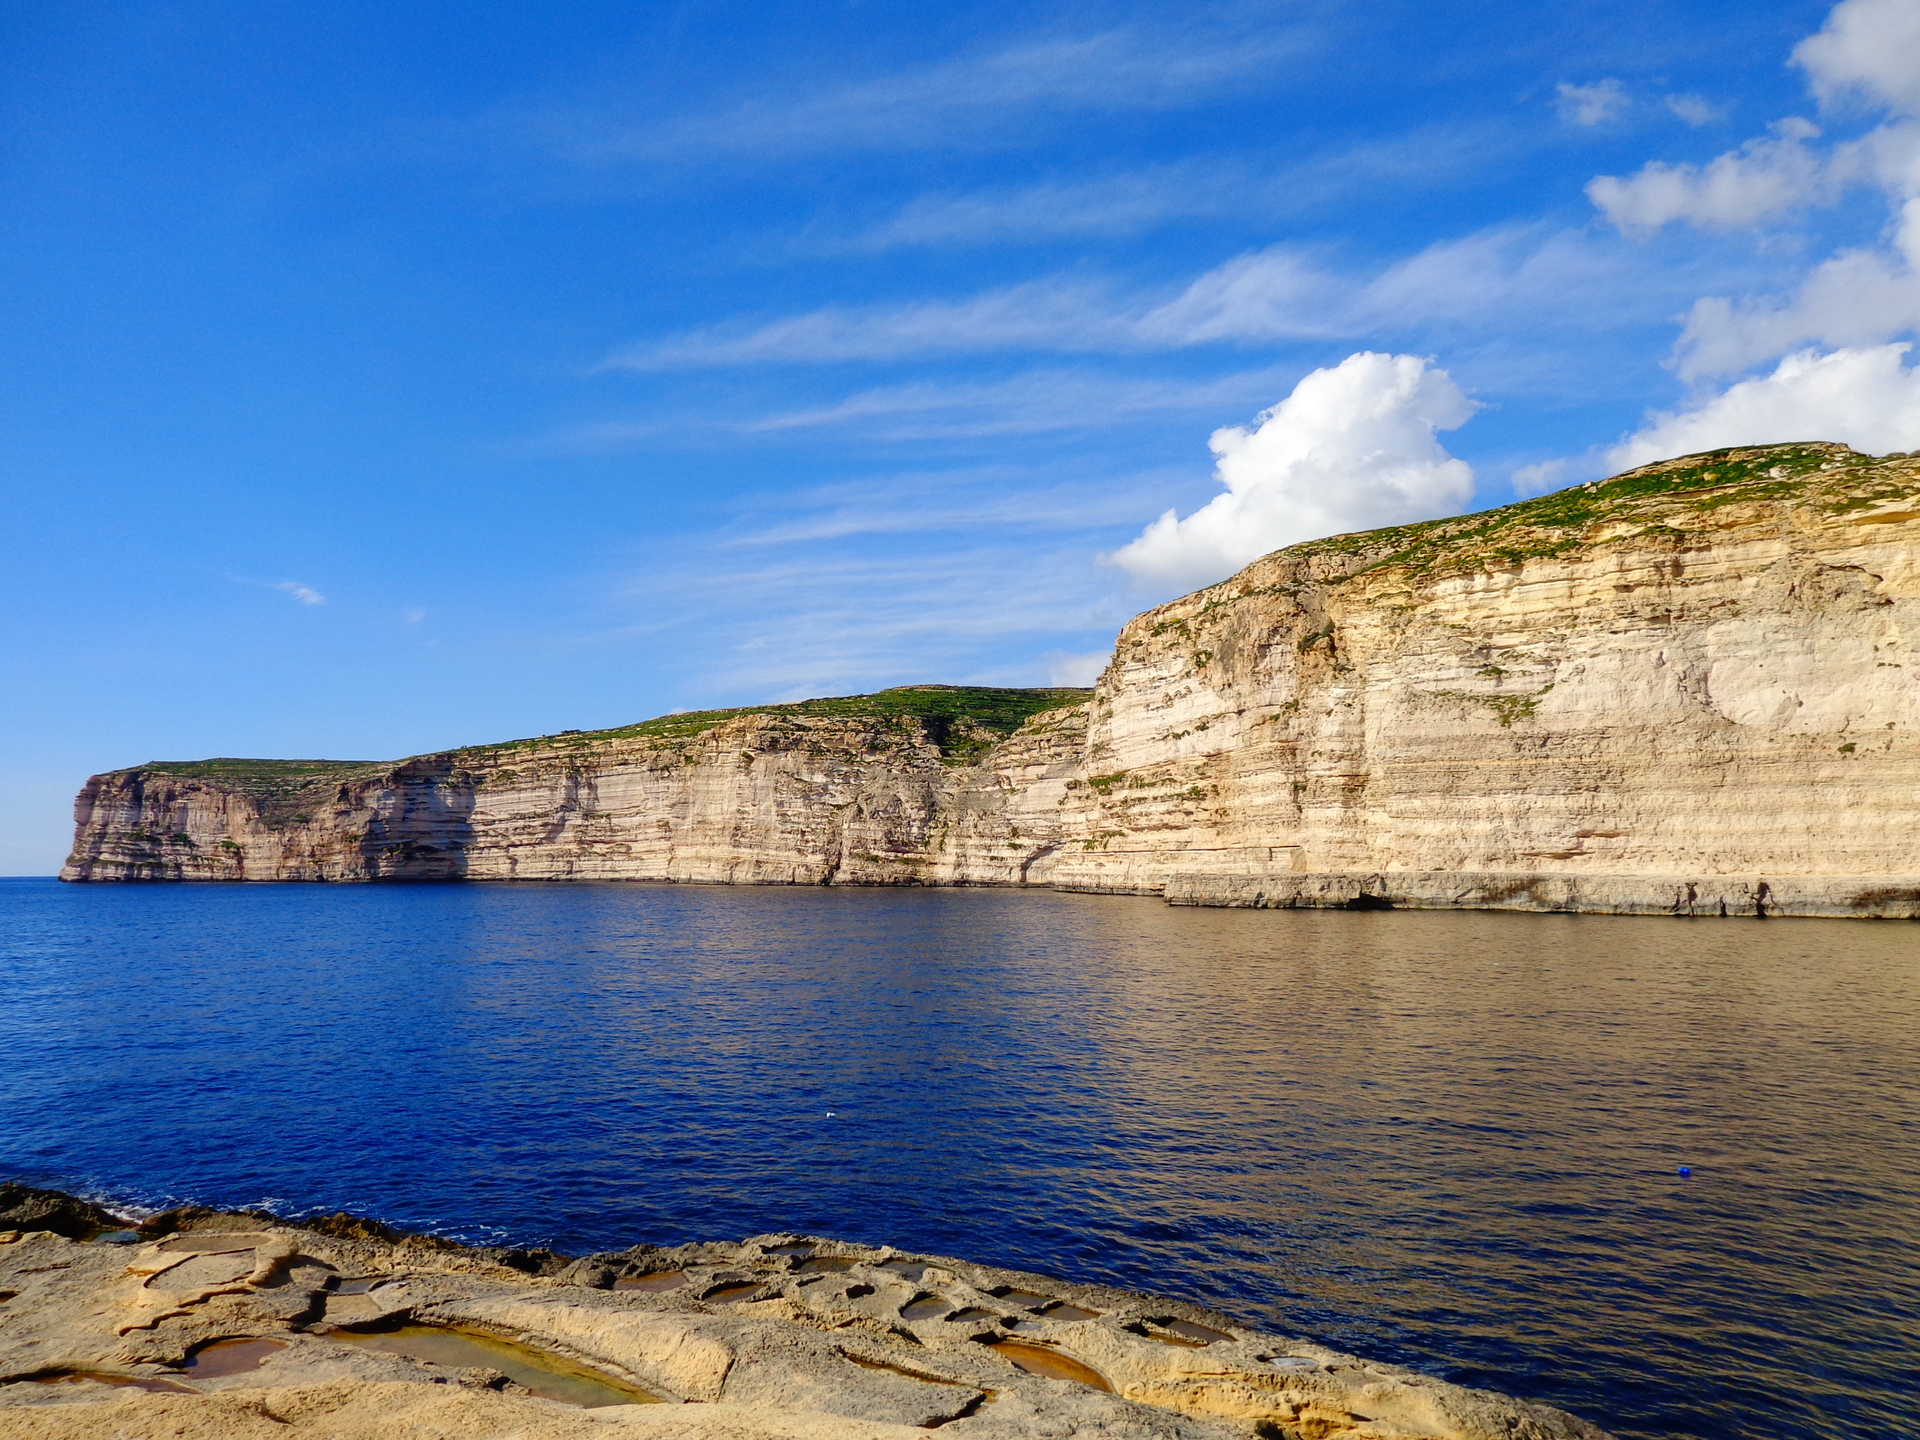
{"left": 62, "top": 443, "right": 1920, "bottom": 917}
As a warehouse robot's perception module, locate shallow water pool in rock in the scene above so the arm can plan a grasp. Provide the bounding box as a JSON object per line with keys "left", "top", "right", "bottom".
{"left": 17, "top": 1369, "right": 197, "bottom": 1395}
{"left": 985, "top": 1341, "right": 1112, "bottom": 1391}
{"left": 182, "top": 1337, "right": 288, "bottom": 1377}
{"left": 331, "top": 1324, "right": 659, "bottom": 1407}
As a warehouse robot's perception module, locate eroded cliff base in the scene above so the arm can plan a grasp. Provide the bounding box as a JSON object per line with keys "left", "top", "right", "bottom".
{"left": 1160, "top": 871, "right": 1920, "bottom": 919}
{"left": 0, "top": 1184, "right": 1607, "bottom": 1440}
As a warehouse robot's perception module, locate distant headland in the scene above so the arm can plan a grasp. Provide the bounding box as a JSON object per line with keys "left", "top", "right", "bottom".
{"left": 61, "top": 443, "right": 1920, "bottom": 920}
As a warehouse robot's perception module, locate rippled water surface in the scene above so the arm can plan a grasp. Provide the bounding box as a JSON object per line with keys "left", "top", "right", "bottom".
{"left": 3, "top": 877, "right": 1916, "bottom": 1439}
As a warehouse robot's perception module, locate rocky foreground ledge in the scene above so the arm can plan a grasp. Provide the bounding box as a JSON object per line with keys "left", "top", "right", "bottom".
{"left": 0, "top": 1184, "right": 1609, "bottom": 1440}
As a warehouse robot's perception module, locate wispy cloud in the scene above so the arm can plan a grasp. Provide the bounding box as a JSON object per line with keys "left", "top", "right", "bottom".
{"left": 719, "top": 466, "right": 1192, "bottom": 547}
{"left": 227, "top": 576, "right": 327, "bottom": 606}
{"left": 1556, "top": 78, "right": 1630, "bottom": 128}
{"left": 543, "top": 19, "right": 1318, "bottom": 166}
{"left": 1665, "top": 93, "right": 1728, "bottom": 127}
{"left": 607, "top": 223, "right": 1745, "bottom": 371}
{"left": 602, "top": 276, "right": 1129, "bottom": 370}
{"left": 597, "top": 458, "right": 1175, "bottom": 701}
{"left": 831, "top": 122, "right": 1525, "bottom": 251}
{"left": 614, "top": 543, "right": 1133, "bottom": 702}
{"left": 745, "top": 365, "right": 1298, "bottom": 441}
{"left": 534, "top": 365, "right": 1296, "bottom": 455}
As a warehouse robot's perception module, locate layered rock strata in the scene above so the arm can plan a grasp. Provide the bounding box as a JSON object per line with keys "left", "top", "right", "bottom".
{"left": 62, "top": 443, "right": 1920, "bottom": 918}
{"left": 0, "top": 1184, "right": 1610, "bottom": 1439}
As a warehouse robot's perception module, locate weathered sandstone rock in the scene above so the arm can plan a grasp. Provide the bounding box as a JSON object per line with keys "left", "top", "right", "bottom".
{"left": 0, "top": 1187, "right": 1611, "bottom": 1439}
{"left": 61, "top": 443, "right": 1920, "bottom": 918}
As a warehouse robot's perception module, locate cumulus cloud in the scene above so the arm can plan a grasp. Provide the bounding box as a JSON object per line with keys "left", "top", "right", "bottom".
{"left": 1665, "top": 94, "right": 1727, "bottom": 128}
{"left": 272, "top": 581, "right": 326, "bottom": 606}
{"left": 1584, "top": 0, "right": 1920, "bottom": 400}
{"left": 1588, "top": 119, "right": 1828, "bottom": 231}
{"left": 1675, "top": 197, "right": 1920, "bottom": 378}
{"left": 1609, "top": 343, "right": 1920, "bottom": 470}
{"left": 1556, "top": 79, "right": 1629, "bottom": 128}
{"left": 1107, "top": 353, "right": 1478, "bottom": 593}
{"left": 1793, "top": 0, "right": 1920, "bottom": 116}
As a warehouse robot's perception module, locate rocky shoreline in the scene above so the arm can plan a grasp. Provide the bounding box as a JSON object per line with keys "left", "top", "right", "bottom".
{"left": 0, "top": 1182, "right": 1610, "bottom": 1439}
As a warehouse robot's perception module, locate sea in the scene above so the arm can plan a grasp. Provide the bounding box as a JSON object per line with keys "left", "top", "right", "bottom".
{"left": 2, "top": 876, "right": 1915, "bottom": 1440}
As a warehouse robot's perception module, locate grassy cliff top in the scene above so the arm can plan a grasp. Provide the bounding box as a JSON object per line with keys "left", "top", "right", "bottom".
{"left": 1284, "top": 442, "right": 1917, "bottom": 582}
{"left": 122, "top": 685, "right": 1093, "bottom": 786}
{"left": 456, "top": 684, "right": 1092, "bottom": 763}
{"left": 132, "top": 758, "right": 389, "bottom": 794}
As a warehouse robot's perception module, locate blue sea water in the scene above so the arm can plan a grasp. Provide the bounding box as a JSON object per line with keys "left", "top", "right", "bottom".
{"left": 2, "top": 876, "right": 1916, "bottom": 1440}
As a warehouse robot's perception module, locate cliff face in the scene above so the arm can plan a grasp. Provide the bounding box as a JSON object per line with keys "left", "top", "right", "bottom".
{"left": 63, "top": 443, "right": 1920, "bottom": 917}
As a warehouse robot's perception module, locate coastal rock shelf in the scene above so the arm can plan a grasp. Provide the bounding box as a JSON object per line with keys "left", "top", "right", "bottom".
{"left": 62, "top": 443, "right": 1920, "bottom": 919}
{"left": 0, "top": 1184, "right": 1609, "bottom": 1439}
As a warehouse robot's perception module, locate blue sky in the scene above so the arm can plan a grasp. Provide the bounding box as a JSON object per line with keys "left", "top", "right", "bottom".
{"left": 6, "top": 0, "right": 1919, "bottom": 873}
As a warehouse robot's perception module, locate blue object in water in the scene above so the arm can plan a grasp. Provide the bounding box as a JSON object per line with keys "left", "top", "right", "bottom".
{"left": 1678, "top": 1167, "right": 1693, "bottom": 1177}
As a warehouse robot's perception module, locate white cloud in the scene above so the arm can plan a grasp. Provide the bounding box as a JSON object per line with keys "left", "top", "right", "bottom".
{"left": 720, "top": 466, "right": 1185, "bottom": 547}
{"left": 1675, "top": 197, "right": 1920, "bottom": 378}
{"left": 611, "top": 542, "right": 1131, "bottom": 703}
{"left": 1134, "top": 247, "right": 1344, "bottom": 346}
{"left": 1665, "top": 94, "right": 1727, "bottom": 128}
{"left": 403, "top": 608, "right": 427, "bottom": 625}
{"left": 613, "top": 224, "right": 1702, "bottom": 371}
{"left": 848, "top": 160, "right": 1250, "bottom": 251}
{"left": 1609, "top": 343, "right": 1920, "bottom": 470}
{"left": 1107, "top": 353, "right": 1478, "bottom": 593}
{"left": 1588, "top": 119, "right": 1828, "bottom": 231}
{"left": 835, "top": 122, "right": 1524, "bottom": 251}
{"left": 747, "top": 365, "right": 1295, "bottom": 441}
{"left": 1048, "top": 650, "right": 1111, "bottom": 686}
{"left": 273, "top": 581, "right": 326, "bottom": 606}
{"left": 1793, "top": 0, "right": 1920, "bottom": 117}
{"left": 1584, "top": 3, "right": 1920, "bottom": 387}
{"left": 562, "top": 22, "right": 1315, "bottom": 164}
{"left": 1556, "top": 79, "right": 1629, "bottom": 128}
{"left": 603, "top": 277, "right": 1127, "bottom": 369}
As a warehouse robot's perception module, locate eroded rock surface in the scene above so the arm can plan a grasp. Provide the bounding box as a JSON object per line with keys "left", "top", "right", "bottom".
{"left": 61, "top": 444, "right": 1920, "bottom": 917}
{"left": 0, "top": 1190, "right": 1609, "bottom": 1439}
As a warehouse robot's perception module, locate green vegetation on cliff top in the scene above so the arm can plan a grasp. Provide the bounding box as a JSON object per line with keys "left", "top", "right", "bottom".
{"left": 126, "top": 685, "right": 1091, "bottom": 786}
{"left": 533, "top": 683, "right": 1089, "bottom": 753}
{"left": 117, "top": 446, "right": 1918, "bottom": 790}
{"left": 138, "top": 757, "right": 387, "bottom": 793}
{"left": 1285, "top": 442, "right": 1915, "bottom": 581}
